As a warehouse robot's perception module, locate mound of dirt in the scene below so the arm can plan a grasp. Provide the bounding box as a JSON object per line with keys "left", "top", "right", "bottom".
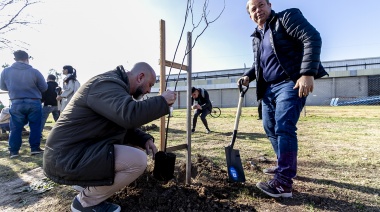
{"left": 110, "top": 154, "right": 256, "bottom": 212}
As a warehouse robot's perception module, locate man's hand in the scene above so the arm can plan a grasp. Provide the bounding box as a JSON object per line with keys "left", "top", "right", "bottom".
{"left": 237, "top": 76, "right": 250, "bottom": 86}
{"left": 56, "top": 95, "right": 62, "bottom": 101}
{"left": 145, "top": 139, "right": 158, "bottom": 159}
{"left": 294, "top": 75, "right": 314, "bottom": 98}
{"left": 161, "top": 89, "right": 177, "bottom": 106}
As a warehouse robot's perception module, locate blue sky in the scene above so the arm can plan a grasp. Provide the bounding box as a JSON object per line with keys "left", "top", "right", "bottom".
{"left": 1, "top": 0, "right": 380, "bottom": 85}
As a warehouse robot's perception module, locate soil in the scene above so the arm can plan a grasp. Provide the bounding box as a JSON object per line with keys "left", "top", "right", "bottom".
{"left": 111, "top": 154, "right": 256, "bottom": 212}
{"left": 1, "top": 122, "right": 378, "bottom": 211}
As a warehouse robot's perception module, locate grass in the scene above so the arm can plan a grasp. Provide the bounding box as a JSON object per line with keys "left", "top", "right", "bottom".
{"left": 0, "top": 105, "right": 379, "bottom": 211}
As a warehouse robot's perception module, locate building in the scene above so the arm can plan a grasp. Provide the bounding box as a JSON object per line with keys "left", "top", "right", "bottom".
{"left": 150, "top": 57, "right": 380, "bottom": 108}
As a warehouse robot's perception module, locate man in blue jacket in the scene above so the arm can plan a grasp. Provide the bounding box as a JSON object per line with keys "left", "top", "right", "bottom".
{"left": 0, "top": 50, "right": 47, "bottom": 158}
{"left": 240, "top": 0, "right": 328, "bottom": 198}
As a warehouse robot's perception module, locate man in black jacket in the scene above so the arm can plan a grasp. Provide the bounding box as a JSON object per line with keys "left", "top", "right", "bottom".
{"left": 191, "top": 87, "right": 212, "bottom": 134}
{"left": 43, "top": 62, "right": 177, "bottom": 211}
{"left": 41, "top": 74, "right": 60, "bottom": 134}
{"left": 240, "top": 0, "right": 328, "bottom": 198}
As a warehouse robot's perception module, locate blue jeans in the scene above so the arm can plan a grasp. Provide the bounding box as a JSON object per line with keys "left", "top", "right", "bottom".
{"left": 41, "top": 105, "right": 60, "bottom": 133}
{"left": 9, "top": 99, "right": 42, "bottom": 153}
{"left": 262, "top": 80, "right": 306, "bottom": 187}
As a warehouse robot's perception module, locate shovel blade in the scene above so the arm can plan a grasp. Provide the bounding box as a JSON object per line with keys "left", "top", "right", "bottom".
{"left": 153, "top": 151, "right": 176, "bottom": 181}
{"left": 225, "top": 146, "right": 246, "bottom": 182}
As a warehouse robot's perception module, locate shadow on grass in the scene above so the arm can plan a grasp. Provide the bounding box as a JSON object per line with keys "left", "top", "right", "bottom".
{"left": 265, "top": 188, "right": 380, "bottom": 211}
{"left": 296, "top": 175, "right": 380, "bottom": 196}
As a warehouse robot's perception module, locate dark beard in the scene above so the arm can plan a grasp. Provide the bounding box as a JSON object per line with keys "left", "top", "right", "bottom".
{"left": 132, "top": 86, "right": 144, "bottom": 100}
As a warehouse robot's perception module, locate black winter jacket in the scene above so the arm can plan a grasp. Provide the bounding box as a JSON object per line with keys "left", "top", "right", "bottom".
{"left": 244, "top": 8, "right": 328, "bottom": 100}
{"left": 42, "top": 81, "right": 59, "bottom": 106}
{"left": 43, "top": 66, "right": 169, "bottom": 186}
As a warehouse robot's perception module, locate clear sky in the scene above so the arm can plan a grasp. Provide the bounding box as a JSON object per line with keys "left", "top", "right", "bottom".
{"left": 1, "top": 0, "right": 380, "bottom": 85}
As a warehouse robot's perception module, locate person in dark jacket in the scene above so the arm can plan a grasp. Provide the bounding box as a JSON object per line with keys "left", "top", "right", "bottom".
{"left": 0, "top": 50, "right": 48, "bottom": 158}
{"left": 191, "top": 87, "right": 212, "bottom": 134}
{"left": 240, "top": 0, "right": 328, "bottom": 198}
{"left": 43, "top": 62, "right": 177, "bottom": 212}
{"left": 41, "top": 74, "right": 60, "bottom": 134}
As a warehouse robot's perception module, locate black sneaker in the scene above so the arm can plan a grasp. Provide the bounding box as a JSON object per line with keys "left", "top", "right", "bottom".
{"left": 191, "top": 129, "right": 195, "bottom": 133}
{"left": 31, "top": 148, "right": 44, "bottom": 155}
{"left": 10, "top": 152, "right": 19, "bottom": 159}
{"left": 71, "top": 197, "right": 121, "bottom": 212}
{"left": 256, "top": 179, "right": 292, "bottom": 198}
{"left": 263, "top": 166, "right": 277, "bottom": 176}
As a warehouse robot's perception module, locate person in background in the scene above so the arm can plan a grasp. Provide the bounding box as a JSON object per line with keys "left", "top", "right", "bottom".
{"left": 41, "top": 74, "right": 60, "bottom": 134}
{"left": 240, "top": 0, "right": 328, "bottom": 198}
{"left": 0, "top": 107, "right": 11, "bottom": 133}
{"left": 56, "top": 65, "right": 80, "bottom": 112}
{"left": 0, "top": 107, "right": 28, "bottom": 134}
{"left": 43, "top": 62, "right": 177, "bottom": 211}
{"left": 191, "top": 87, "right": 212, "bottom": 134}
{"left": 0, "top": 50, "right": 47, "bottom": 158}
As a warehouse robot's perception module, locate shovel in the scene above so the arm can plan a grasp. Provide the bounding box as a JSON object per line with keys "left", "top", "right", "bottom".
{"left": 225, "top": 80, "right": 249, "bottom": 182}
{"left": 153, "top": 110, "right": 176, "bottom": 181}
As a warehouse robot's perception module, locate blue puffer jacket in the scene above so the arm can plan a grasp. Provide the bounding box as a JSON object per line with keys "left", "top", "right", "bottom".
{"left": 244, "top": 8, "right": 328, "bottom": 100}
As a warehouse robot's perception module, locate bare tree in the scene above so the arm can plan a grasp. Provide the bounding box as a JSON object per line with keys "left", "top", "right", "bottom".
{"left": 1, "top": 63, "right": 9, "bottom": 69}
{"left": 0, "top": 0, "right": 41, "bottom": 50}
{"left": 167, "top": 0, "right": 226, "bottom": 89}
{"left": 48, "top": 68, "right": 62, "bottom": 84}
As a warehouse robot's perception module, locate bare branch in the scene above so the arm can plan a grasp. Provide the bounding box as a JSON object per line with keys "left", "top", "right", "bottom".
{"left": 0, "top": 0, "right": 41, "bottom": 49}
{"left": 170, "top": 0, "right": 226, "bottom": 90}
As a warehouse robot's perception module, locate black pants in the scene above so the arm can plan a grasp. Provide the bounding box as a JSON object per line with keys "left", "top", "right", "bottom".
{"left": 258, "top": 99, "right": 263, "bottom": 119}
{"left": 193, "top": 109, "right": 210, "bottom": 130}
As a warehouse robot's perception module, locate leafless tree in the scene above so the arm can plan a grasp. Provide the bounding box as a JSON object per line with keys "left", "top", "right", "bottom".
{"left": 167, "top": 0, "right": 226, "bottom": 88}
{"left": 48, "top": 68, "right": 62, "bottom": 84}
{"left": 0, "top": 0, "right": 41, "bottom": 50}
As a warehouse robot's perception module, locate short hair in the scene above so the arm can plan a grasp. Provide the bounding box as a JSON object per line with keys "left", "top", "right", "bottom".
{"left": 13, "top": 50, "right": 29, "bottom": 61}
{"left": 191, "top": 87, "right": 197, "bottom": 94}
{"left": 246, "top": 0, "right": 270, "bottom": 14}
{"left": 47, "top": 74, "right": 56, "bottom": 81}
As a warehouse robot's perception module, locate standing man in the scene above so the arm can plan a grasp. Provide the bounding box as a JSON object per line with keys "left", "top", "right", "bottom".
{"left": 240, "top": 0, "right": 328, "bottom": 198}
{"left": 41, "top": 74, "right": 60, "bottom": 134}
{"left": 191, "top": 87, "right": 212, "bottom": 134}
{"left": 43, "top": 63, "right": 177, "bottom": 211}
{"left": 0, "top": 50, "right": 47, "bottom": 158}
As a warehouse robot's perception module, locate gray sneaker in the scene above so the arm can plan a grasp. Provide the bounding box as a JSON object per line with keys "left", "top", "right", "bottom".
{"left": 10, "top": 152, "right": 19, "bottom": 159}
{"left": 31, "top": 148, "right": 44, "bottom": 155}
{"left": 71, "top": 197, "right": 121, "bottom": 212}
{"left": 256, "top": 179, "right": 292, "bottom": 198}
{"left": 263, "top": 166, "right": 277, "bottom": 176}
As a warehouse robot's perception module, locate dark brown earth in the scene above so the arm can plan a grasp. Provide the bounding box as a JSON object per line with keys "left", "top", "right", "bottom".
{"left": 111, "top": 154, "right": 258, "bottom": 212}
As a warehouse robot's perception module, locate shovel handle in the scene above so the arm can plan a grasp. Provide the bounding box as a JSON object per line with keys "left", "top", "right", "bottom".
{"left": 238, "top": 79, "right": 249, "bottom": 97}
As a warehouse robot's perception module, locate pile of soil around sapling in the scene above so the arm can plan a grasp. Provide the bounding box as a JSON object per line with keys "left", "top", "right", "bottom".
{"left": 110, "top": 154, "right": 257, "bottom": 212}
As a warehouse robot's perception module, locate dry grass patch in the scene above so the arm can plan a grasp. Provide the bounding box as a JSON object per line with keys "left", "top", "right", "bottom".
{"left": 0, "top": 106, "right": 379, "bottom": 211}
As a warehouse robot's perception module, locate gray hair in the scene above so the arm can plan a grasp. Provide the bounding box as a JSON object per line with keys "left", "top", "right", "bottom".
{"left": 246, "top": 0, "right": 270, "bottom": 14}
